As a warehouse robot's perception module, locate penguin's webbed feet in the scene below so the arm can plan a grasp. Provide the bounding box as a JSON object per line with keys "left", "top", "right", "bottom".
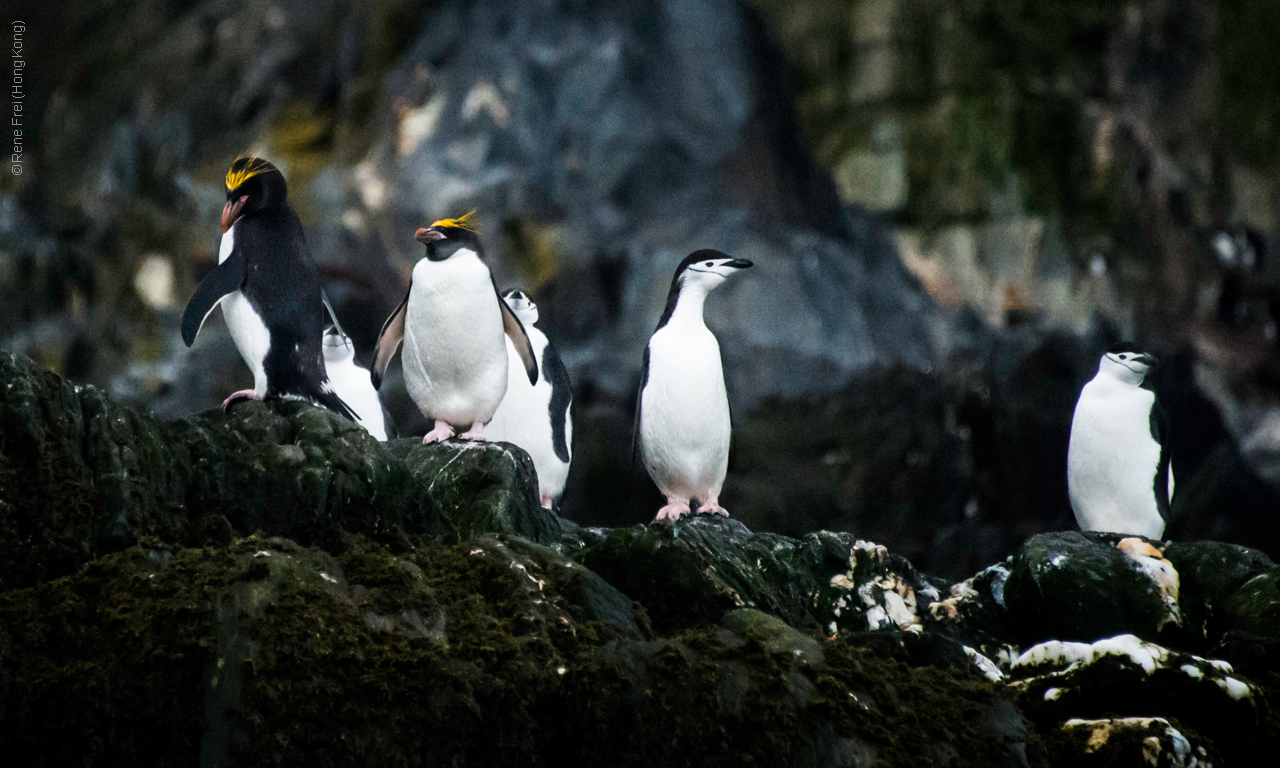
{"left": 539, "top": 492, "right": 554, "bottom": 510}
{"left": 457, "top": 421, "right": 487, "bottom": 441}
{"left": 222, "top": 390, "right": 262, "bottom": 411}
{"left": 655, "top": 497, "right": 693, "bottom": 521}
{"left": 698, "top": 499, "right": 730, "bottom": 517}
{"left": 423, "top": 420, "right": 456, "bottom": 444}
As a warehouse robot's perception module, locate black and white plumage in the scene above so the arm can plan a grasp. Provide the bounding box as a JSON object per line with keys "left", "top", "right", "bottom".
{"left": 322, "top": 326, "right": 395, "bottom": 441}
{"left": 181, "top": 157, "right": 354, "bottom": 421}
{"left": 632, "top": 249, "right": 752, "bottom": 520}
{"left": 371, "top": 212, "right": 538, "bottom": 444}
{"left": 486, "top": 289, "right": 573, "bottom": 509}
{"left": 1067, "top": 344, "right": 1173, "bottom": 539}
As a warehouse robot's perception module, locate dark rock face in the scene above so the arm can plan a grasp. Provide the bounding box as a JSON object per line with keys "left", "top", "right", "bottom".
{"left": 4, "top": 356, "right": 1280, "bottom": 764}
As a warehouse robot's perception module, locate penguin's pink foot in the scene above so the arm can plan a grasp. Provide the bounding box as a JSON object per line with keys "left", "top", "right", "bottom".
{"left": 698, "top": 496, "right": 729, "bottom": 517}
{"left": 423, "top": 420, "right": 456, "bottom": 444}
{"left": 540, "top": 493, "right": 554, "bottom": 510}
{"left": 222, "top": 390, "right": 261, "bottom": 410}
{"left": 457, "top": 421, "right": 487, "bottom": 441}
{"left": 655, "top": 497, "right": 692, "bottom": 521}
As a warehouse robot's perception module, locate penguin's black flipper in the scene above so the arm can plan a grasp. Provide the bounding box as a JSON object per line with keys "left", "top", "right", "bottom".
{"left": 727, "top": 395, "right": 737, "bottom": 474}
{"left": 371, "top": 287, "right": 410, "bottom": 390}
{"left": 181, "top": 251, "right": 247, "bottom": 346}
{"left": 631, "top": 345, "right": 650, "bottom": 469}
{"left": 1149, "top": 398, "right": 1173, "bottom": 520}
{"left": 542, "top": 342, "right": 573, "bottom": 464}
{"left": 494, "top": 279, "right": 538, "bottom": 385}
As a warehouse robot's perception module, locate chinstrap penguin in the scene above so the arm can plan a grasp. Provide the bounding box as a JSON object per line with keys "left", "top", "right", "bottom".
{"left": 1067, "top": 344, "right": 1173, "bottom": 539}
{"left": 180, "top": 156, "right": 355, "bottom": 421}
{"left": 633, "top": 249, "right": 752, "bottom": 521}
{"left": 322, "top": 326, "right": 395, "bottom": 441}
{"left": 486, "top": 289, "right": 574, "bottom": 509}
{"left": 371, "top": 212, "right": 539, "bottom": 443}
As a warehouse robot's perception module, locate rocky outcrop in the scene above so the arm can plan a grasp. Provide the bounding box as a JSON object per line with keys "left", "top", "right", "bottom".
{"left": 3, "top": 356, "right": 1280, "bottom": 765}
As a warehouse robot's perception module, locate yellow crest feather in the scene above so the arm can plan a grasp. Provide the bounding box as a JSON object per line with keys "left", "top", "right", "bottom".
{"left": 430, "top": 210, "right": 481, "bottom": 233}
{"left": 225, "top": 156, "right": 275, "bottom": 191}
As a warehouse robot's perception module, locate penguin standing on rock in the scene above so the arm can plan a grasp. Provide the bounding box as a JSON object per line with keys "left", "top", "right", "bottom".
{"left": 371, "top": 213, "right": 539, "bottom": 443}
{"left": 181, "top": 156, "right": 355, "bottom": 421}
{"left": 322, "top": 326, "right": 394, "bottom": 441}
{"left": 1067, "top": 344, "right": 1173, "bottom": 539}
{"left": 633, "top": 249, "right": 752, "bottom": 520}
{"left": 486, "top": 289, "right": 574, "bottom": 509}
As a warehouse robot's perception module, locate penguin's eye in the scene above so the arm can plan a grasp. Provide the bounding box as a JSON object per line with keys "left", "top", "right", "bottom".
{"left": 705, "top": 261, "right": 714, "bottom": 267}
{"left": 1119, "top": 354, "right": 1128, "bottom": 360}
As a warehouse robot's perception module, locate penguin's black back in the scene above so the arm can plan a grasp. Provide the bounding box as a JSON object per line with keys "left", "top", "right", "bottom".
{"left": 237, "top": 206, "right": 349, "bottom": 417}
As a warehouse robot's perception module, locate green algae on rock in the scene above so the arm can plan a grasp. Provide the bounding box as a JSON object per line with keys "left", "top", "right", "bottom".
{"left": 0, "top": 535, "right": 1031, "bottom": 767}
{"left": 0, "top": 352, "right": 561, "bottom": 591}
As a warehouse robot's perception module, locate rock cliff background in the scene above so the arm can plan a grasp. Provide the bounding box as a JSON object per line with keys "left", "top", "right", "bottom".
{"left": 4, "top": 0, "right": 1280, "bottom": 579}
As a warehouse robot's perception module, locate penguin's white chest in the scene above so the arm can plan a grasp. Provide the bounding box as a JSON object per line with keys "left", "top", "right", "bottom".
{"left": 1067, "top": 379, "right": 1164, "bottom": 538}
{"left": 325, "top": 358, "right": 387, "bottom": 441}
{"left": 487, "top": 331, "right": 572, "bottom": 500}
{"left": 402, "top": 252, "right": 508, "bottom": 424}
{"left": 217, "top": 225, "right": 270, "bottom": 395}
{"left": 640, "top": 321, "right": 730, "bottom": 499}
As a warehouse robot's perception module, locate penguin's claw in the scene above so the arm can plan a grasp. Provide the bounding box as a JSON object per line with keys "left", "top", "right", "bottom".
{"left": 457, "top": 422, "right": 487, "bottom": 441}
{"left": 655, "top": 501, "right": 692, "bottom": 521}
{"left": 699, "top": 502, "right": 729, "bottom": 517}
{"left": 222, "top": 390, "right": 261, "bottom": 410}
{"left": 423, "top": 421, "right": 456, "bottom": 444}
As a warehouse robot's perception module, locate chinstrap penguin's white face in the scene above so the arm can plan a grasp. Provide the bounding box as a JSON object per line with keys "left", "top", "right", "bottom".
{"left": 322, "top": 326, "right": 355, "bottom": 364}
{"left": 501, "top": 289, "right": 539, "bottom": 326}
{"left": 678, "top": 255, "right": 753, "bottom": 292}
{"left": 1099, "top": 349, "right": 1156, "bottom": 386}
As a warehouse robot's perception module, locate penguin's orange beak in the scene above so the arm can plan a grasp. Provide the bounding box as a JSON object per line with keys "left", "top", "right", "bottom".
{"left": 415, "top": 227, "right": 446, "bottom": 243}
{"left": 222, "top": 195, "right": 249, "bottom": 233}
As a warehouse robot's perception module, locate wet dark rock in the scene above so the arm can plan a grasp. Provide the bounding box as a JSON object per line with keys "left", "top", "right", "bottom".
{"left": 1040, "top": 717, "right": 1217, "bottom": 768}
{"left": 0, "top": 352, "right": 561, "bottom": 590}
{"left": 1009, "top": 634, "right": 1269, "bottom": 765}
{"left": 387, "top": 439, "right": 558, "bottom": 544}
{"left": 571, "top": 515, "right": 942, "bottom": 636}
{"left": 1003, "top": 532, "right": 1180, "bottom": 645}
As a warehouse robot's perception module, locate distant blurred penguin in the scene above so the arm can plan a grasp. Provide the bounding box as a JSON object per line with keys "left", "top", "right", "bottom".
{"left": 1068, "top": 344, "right": 1173, "bottom": 539}
{"left": 181, "top": 156, "right": 355, "bottom": 421}
{"left": 322, "top": 326, "right": 393, "bottom": 441}
{"left": 633, "top": 250, "right": 752, "bottom": 520}
{"left": 486, "top": 289, "right": 573, "bottom": 509}
{"left": 371, "top": 213, "right": 538, "bottom": 443}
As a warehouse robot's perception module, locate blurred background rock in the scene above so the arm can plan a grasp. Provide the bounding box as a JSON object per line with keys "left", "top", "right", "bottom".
{"left": 3, "top": 0, "right": 1278, "bottom": 579}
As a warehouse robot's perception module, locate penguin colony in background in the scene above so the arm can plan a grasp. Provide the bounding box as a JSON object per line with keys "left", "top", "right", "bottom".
{"left": 182, "top": 156, "right": 1176, "bottom": 535}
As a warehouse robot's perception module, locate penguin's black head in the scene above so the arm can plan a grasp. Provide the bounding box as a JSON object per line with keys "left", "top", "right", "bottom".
{"left": 1102, "top": 343, "right": 1157, "bottom": 381}
{"left": 223, "top": 157, "right": 287, "bottom": 233}
{"left": 674, "top": 249, "right": 755, "bottom": 282}
{"left": 415, "top": 211, "right": 483, "bottom": 261}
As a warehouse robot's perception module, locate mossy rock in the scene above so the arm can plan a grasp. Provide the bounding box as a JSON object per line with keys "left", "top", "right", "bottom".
{"left": 1163, "top": 540, "right": 1275, "bottom": 648}
{"left": 0, "top": 352, "right": 559, "bottom": 591}
{"left": 0, "top": 534, "right": 1032, "bottom": 767}
{"left": 1222, "top": 568, "right": 1280, "bottom": 640}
